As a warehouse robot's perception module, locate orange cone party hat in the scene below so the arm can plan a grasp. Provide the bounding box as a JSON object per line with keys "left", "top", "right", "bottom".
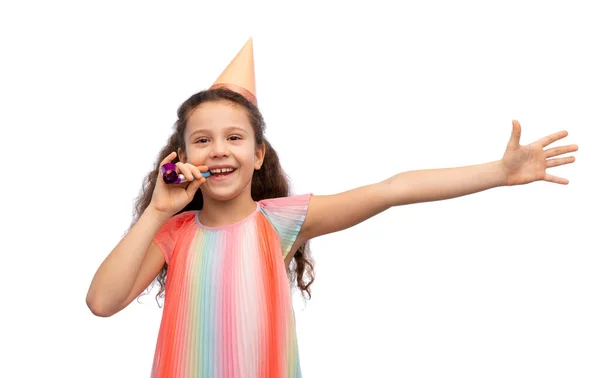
{"left": 209, "top": 38, "right": 257, "bottom": 106}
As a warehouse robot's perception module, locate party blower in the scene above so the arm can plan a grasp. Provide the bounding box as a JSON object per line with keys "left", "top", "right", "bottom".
{"left": 161, "top": 162, "right": 210, "bottom": 184}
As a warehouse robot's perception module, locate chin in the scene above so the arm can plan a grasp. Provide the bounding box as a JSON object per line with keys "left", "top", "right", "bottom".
{"left": 205, "top": 191, "right": 241, "bottom": 202}
{"left": 202, "top": 184, "right": 250, "bottom": 202}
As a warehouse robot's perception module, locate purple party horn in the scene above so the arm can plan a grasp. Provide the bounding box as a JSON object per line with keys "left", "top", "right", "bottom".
{"left": 161, "top": 162, "right": 210, "bottom": 184}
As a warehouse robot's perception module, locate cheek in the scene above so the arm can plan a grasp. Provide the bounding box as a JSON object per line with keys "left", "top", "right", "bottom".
{"left": 241, "top": 151, "right": 257, "bottom": 168}
{"left": 234, "top": 145, "right": 257, "bottom": 164}
{"left": 185, "top": 145, "right": 209, "bottom": 161}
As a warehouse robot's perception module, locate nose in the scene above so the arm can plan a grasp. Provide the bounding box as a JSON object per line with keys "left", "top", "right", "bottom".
{"left": 209, "top": 139, "right": 230, "bottom": 159}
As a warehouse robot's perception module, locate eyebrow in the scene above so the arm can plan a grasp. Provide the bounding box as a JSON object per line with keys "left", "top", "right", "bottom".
{"left": 188, "top": 126, "right": 249, "bottom": 140}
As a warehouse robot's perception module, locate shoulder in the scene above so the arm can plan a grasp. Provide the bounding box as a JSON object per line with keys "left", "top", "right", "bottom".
{"left": 258, "top": 193, "right": 313, "bottom": 213}
{"left": 159, "top": 210, "right": 197, "bottom": 231}
{"left": 153, "top": 210, "right": 197, "bottom": 265}
{"left": 168, "top": 210, "right": 197, "bottom": 223}
{"left": 257, "top": 194, "right": 313, "bottom": 258}
{"left": 258, "top": 194, "right": 313, "bottom": 226}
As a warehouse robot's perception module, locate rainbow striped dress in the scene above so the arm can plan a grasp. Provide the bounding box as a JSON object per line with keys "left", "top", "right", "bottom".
{"left": 150, "top": 194, "right": 312, "bottom": 378}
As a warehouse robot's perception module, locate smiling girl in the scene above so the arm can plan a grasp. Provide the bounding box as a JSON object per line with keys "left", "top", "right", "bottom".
{"left": 86, "top": 39, "right": 578, "bottom": 378}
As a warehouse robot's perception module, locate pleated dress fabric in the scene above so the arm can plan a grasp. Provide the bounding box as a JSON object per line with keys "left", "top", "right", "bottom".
{"left": 150, "top": 194, "right": 312, "bottom": 378}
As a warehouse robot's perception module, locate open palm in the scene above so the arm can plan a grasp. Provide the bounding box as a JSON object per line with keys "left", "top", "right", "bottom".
{"left": 501, "top": 120, "right": 578, "bottom": 186}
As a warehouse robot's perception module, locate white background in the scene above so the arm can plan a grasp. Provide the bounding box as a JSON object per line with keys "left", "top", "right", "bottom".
{"left": 1, "top": 1, "right": 598, "bottom": 377}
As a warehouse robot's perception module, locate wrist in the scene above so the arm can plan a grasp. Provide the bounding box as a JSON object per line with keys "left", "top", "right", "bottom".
{"left": 144, "top": 205, "right": 174, "bottom": 224}
{"left": 494, "top": 160, "right": 511, "bottom": 187}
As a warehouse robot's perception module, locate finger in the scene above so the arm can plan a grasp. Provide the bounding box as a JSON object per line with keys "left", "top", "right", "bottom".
{"left": 507, "top": 120, "right": 522, "bottom": 148}
{"left": 544, "top": 173, "right": 569, "bottom": 185}
{"left": 185, "top": 176, "right": 205, "bottom": 198}
{"left": 160, "top": 151, "right": 177, "bottom": 166}
{"left": 544, "top": 144, "right": 579, "bottom": 158}
{"left": 175, "top": 162, "right": 195, "bottom": 182}
{"left": 546, "top": 156, "right": 576, "bottom": 168}
{"left": 191, "top": 165, "right": 208, "bottom": 180}
{"left": 536, "top": 130, "right": 568, "bottom": 148}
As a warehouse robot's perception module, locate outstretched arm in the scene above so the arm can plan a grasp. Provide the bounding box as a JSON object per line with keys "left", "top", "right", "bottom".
{"left": 297, "top": 121, "right": 578, "bottom": 243}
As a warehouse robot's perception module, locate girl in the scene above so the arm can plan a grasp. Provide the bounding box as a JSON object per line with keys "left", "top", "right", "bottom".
{"left": 86, "top": 45, "right": 578, "bottom": 377}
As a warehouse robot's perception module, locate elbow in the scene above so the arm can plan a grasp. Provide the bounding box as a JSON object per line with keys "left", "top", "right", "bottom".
{"left": 380, "top": 177, "right": 404, "bottom": 207}
{"left": 86, "top": 294, "right": 118, "bottom": 318}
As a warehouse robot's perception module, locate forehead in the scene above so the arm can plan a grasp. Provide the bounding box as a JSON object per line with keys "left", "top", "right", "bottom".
{"left": 186, "top": 101, "right": 252, "bottom": 135}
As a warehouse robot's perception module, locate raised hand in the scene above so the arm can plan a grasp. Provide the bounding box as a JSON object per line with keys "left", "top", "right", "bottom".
{"left": 149, "top": 152, "right": 208, "bottom": 216}
{"left": 501, "top": 120, "right": 578, "bottom": 186}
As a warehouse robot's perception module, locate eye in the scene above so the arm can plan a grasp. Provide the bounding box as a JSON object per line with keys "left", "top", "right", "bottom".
{"left": 195, "top": 138, "right": 209, "bottom": 144}
{"left": 229, "top": 135, "right": 242, "bottom": 141}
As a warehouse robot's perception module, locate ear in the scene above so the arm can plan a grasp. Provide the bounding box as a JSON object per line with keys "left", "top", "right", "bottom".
{"left": 177, "top": 148, "right": 186, "bottom": 163}
{"left": 254, "top": 143, "right": 266, "bottom": 170}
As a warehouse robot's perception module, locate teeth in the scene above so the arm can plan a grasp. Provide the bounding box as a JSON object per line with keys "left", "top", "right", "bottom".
{"left": 210, "top": 168, "right": 234, "bottom": 174}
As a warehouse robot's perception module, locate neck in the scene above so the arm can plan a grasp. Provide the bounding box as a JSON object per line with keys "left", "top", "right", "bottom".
{"left": 198, "top": 189, "right": 257, "bottom": 228}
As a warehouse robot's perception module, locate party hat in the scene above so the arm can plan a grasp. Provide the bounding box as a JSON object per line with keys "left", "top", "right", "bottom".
{"left": 209, "top": 37, "right": 257, "bottom": 106}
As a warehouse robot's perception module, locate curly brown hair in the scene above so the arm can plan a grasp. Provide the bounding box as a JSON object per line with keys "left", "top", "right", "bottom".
{"left": 132, "top": 88, "right": 315, "bottom": 305}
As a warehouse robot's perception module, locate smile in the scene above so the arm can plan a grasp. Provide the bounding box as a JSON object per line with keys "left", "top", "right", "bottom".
{"left": 208, "top": 167, "right": 237, "bottom": 179}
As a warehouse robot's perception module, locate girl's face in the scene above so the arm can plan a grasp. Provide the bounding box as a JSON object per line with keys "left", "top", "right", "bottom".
{"left": 180, "top": 100, "right": 265, "bottom": 202}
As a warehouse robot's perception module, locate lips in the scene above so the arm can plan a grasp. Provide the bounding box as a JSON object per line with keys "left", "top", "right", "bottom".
{"left": 208, "top": 167, "right": 237, "bottom": 181}
{"left": 209, "top": 167, "right": 236, "bottom": 176}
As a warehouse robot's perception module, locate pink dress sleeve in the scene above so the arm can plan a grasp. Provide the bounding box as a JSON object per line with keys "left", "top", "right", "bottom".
{"left": 258, "top": 193, "right": 313, "bottom": 259}
{"left": 152, "top": 211, "right": 196, "bottom": 264}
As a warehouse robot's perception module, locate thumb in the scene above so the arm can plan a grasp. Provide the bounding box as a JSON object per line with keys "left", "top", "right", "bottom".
{"left": 508, "top": 120, "right": 522, "bottom": 149}
{"left": 185, "top": 177, "right": 204, "bottom": 199}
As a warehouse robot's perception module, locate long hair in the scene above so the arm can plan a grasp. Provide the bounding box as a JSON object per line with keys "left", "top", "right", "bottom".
{"left": 132, "top": 88, "right": 315, "bottom": 305}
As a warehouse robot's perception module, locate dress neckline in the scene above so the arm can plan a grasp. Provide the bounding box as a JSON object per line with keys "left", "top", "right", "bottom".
{"left": 194, "top": 202, "right": 260, "bottom": 230}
